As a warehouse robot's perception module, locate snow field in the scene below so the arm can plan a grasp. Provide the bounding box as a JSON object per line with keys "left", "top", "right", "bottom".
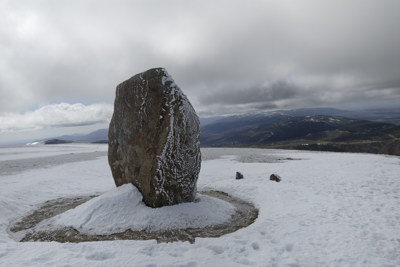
{"left": 0, "top": 144, "right": 107, "bottom": 161}
{"left": 0, "top": 144, "right": 399, "bottom": 266}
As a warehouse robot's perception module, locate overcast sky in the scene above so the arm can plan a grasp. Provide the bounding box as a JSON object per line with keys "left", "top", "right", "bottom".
{"left": 1, "top": 0, "right": 400, "bottom": 144}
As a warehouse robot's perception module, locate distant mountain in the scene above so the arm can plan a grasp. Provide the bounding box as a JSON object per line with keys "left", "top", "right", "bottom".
{"left": 39, "top": 107, "right": 400, "bottom": 155}
{"left": 318, "top": 108, "right": 400, "bottom": 125}
{"left": 44, "top": 139, "right": 74, "bottom": 145}
{"left": 75, "top": 129, "right": 108, "bottom": 143}
{"left": 277, "top": 107, "right": 346, "bottom": 117}
{"left": 199, "top": 116, "right": 226, "bottom": 126}
{"left": 55, "top": 129, "right": 108, "bottom": 143}
{"left": 200, "top": 111, "right": 400, "bottom": 156}
{"left": 258, "top": 107, "right": 400, "bottom": 124}
{"left": 199, "top": 107, "right": 400, "bottom": 127}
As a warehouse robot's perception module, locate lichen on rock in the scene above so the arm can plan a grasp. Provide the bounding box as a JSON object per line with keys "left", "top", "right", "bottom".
{"left": 108, "top": 68, "right": 201, "bottom": 208}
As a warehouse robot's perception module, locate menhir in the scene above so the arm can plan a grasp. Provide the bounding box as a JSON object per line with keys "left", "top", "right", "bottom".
{"left": 108, "top": 68, "right": 201, "bottom": 208}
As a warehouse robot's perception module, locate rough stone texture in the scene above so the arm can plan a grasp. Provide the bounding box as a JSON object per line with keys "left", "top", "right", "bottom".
{"left": 108, "top": 68, "right": 201, "bottom": 208}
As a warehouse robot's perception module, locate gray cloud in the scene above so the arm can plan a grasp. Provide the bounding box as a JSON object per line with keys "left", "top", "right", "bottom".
{"left": 201, "top": 80, "right": 298, "bottom": 106}
{"left": 0, "top": 0, "right": 399, "bottom": 119}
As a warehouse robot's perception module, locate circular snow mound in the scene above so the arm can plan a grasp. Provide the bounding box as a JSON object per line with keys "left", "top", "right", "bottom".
{"left": 11, "top": 185, "right": 258, "bottom": 243}
{"left": 38, "top": 184, "right": 236, "bottom": 235}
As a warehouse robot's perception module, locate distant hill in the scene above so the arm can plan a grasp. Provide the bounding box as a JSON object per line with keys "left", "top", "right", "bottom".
{"left": 54, "top": 129, "right": 108, "bottom": 144}
{"left": 256, "top": 107, "right": 400, "bottom": 124}
{"left": 44, "top": 139, "right": 74, "bottom": 145}
{"left": 200, "top": 110, "right": 400, "bottom": 156}
{"left": 39, "top": 107, "right": 400, "bottom": 155}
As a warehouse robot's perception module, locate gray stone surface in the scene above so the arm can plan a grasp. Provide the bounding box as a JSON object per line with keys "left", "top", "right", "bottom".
{"left": 108, "top": 68, "right": 201, "bottom": 208}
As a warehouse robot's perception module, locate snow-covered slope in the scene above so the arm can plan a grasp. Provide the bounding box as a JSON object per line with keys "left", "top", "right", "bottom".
{"left": 0, "top": 144, "right": 399, "bottom": 266}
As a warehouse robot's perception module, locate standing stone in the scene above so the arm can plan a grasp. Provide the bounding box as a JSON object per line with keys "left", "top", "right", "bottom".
{"left": 108, "top": 68, "right": 201, "bottom": 208}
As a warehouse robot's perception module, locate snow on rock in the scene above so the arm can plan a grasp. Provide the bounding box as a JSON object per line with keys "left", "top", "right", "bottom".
{"left": 37, "top": 184, "right": 235, "bottom": 235}
{"left": 108, "top": 68, "right": 201, "bottom": 208}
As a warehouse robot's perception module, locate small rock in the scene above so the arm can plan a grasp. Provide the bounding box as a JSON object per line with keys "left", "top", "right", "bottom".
{"left": 270, "top": 174, "right": 281, "bottom": 182}
{"left": 236, "top": 172, "right": 244, "bottom": 180}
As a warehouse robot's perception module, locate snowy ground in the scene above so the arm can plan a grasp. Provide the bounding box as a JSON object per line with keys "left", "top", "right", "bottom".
{"left": 0, "top": 144, "right": 399, "bottom": 266}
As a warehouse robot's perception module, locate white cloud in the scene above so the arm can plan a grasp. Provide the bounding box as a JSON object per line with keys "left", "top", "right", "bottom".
{"left": 0, "top": 103, "right": 113, "bottom": 133}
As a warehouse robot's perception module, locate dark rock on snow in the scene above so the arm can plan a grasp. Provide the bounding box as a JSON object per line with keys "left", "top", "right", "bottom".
{"left": 270, "top": 174, "right": 281, "bottom": 182}
{"left": 108, "top": 68, "right": 201, "bottom": 208}
{"left": 236, "top": 172, "right": 244, "bottom": 180}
